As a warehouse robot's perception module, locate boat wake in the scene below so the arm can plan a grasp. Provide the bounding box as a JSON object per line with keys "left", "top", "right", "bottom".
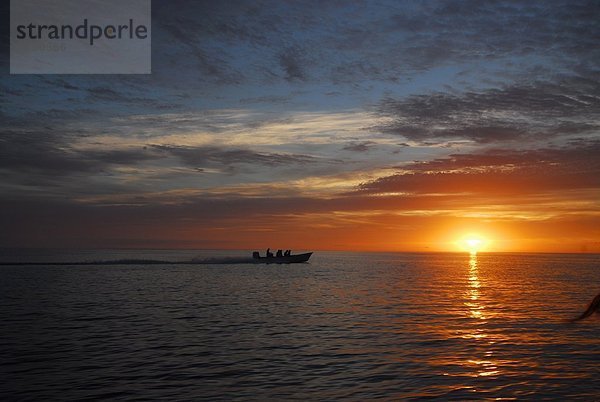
{"left": 190, "top": 256, "right": 255, "bottom": 264}
{"left": 1, "top": 252, "right": 312, "bottom": 266}
{"left": 1, "top": 257, "right": 258, "bottom": 266}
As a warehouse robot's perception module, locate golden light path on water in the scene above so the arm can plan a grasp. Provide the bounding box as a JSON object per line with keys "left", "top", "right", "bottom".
{"left": 2, "top": 250, "right": 599, "bottom": 399}
{"left": 463, "top": 252, "right": 500, "bottom": 378}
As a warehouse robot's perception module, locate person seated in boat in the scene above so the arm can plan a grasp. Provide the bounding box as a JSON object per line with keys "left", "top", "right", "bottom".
{"left": 252, "top": 251, "right": 260, "bottom": 259}
{"left": 266, "top": 248, "right": 274, "bottom": 258}
{"left": 276, "top": 249, "right": 283, "bottom": 257}
{"left": 284, "top": 250, "right": 291, "bottom": 256}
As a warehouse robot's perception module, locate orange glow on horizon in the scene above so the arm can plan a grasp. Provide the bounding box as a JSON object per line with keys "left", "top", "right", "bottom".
{"left": 456, "top": 233, "right": 491, "bottom": 253}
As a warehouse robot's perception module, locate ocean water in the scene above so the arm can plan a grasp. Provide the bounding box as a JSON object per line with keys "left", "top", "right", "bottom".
{"left": 1, "top": 250, "right": 599, "bottom": 400}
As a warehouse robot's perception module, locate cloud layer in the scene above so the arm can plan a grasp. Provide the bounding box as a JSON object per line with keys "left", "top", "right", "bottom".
{"left": 1, "top": 0, "right": 599, "bottom": 251}
{"left": 376, "top": 76, "right": 600, "bottom": 143}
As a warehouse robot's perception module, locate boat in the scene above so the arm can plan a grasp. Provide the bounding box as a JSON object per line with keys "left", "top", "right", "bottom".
{"left": 251, "top": 251, "right": 313, "bottom": 264}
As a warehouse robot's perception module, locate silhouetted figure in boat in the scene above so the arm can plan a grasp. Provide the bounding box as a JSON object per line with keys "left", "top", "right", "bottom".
{"left": 266, "top": 248, "right": 274, "bottom": 258}
{"left": 276, "top": 249, "right": 283, "bottom": 257}
{"left": 284, "top": 250, "right": 291, "bottom": 256}
{"left": 572, "top": 292, "right": 600, "bottom": 321}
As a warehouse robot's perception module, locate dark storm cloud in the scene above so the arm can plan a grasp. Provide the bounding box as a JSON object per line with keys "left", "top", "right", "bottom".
{"left": 151, "top": 144, "right": 317, "bottom": 170}
{"left": 376, "top": 76, "right": 600, "bottom": 143}
{"left": 356, "top": 139, "right": 600, "bottom": 195}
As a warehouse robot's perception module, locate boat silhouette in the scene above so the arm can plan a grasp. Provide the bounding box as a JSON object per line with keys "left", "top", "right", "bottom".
{"left": 252, "top": 251, "right": 312, "bottom": 264}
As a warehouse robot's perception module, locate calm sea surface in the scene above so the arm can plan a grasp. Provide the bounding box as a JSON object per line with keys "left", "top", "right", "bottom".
{"left": 1, "top": 250, "right": 599, "bottom": 400}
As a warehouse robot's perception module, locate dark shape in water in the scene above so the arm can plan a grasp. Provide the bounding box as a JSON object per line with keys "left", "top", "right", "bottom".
{"left": 1, "top": 253, "right": 314, "bottom": 266}
{"left": 252, "top": 251, "right": 312, "bottom": 264}
{"left": 0, "top": 259, "right": 172, "bottom": 266}
{"left": 573, "top": 292, "right": 600, "bottom": 321}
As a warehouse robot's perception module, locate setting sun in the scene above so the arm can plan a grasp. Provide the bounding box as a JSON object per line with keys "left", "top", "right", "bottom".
{"left": 458, "top": 234, "right": 489, "bottom": 253}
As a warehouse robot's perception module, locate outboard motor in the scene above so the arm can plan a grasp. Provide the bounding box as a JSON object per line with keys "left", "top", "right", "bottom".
{"left": 252, "top": 251, "right": 260, "bottom": 259}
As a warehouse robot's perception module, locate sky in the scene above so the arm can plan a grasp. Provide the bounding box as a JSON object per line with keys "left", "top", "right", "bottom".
{"left": 1, "top": 0, "right": 599, "bottom": 252}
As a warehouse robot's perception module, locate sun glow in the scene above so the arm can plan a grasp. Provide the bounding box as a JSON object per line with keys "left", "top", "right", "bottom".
{"left": 458, "top": 234, "right": 489, "bottom": 254}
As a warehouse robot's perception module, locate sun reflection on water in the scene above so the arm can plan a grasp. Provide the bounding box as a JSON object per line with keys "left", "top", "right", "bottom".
{"left": 462, "top": 252, "right": 501, "bottom": 378}
{"left": 465, "top": 252, "right": 485, "bottom": 320}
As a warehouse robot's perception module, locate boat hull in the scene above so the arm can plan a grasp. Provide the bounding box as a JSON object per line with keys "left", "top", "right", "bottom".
{"left": 253, "top": 252, "right": 312, "bottom": 264}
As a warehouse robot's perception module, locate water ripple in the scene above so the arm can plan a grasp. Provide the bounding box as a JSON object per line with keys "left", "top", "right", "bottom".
{"left": 1, "top": 251, "right": 599, "bottom": 400}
